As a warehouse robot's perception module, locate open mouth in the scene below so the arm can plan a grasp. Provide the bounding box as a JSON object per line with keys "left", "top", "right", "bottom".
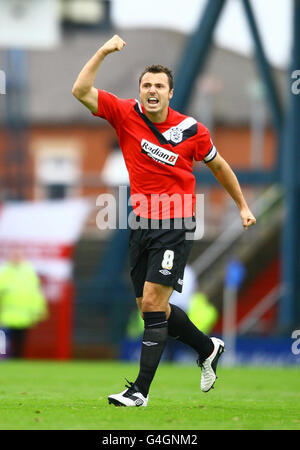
{"left": 147, "top": 97, "right": 159, "bottom": 105}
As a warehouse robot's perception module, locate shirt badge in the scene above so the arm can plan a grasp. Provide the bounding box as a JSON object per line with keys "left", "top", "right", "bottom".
{"left": 170, "top": 127, "right": 183, "bottom": 144}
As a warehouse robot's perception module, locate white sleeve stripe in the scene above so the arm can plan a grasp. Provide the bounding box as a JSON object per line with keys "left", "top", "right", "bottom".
{"left": 203, "top": 145, "right": 217, "bottom": 163}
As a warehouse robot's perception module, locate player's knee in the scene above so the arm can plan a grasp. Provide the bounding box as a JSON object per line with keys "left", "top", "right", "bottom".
{"left": 142, "top": 298, "right": 160, "bottom": 312}
{"left": 142, "top": 285, "right": 164, "bottom": 312}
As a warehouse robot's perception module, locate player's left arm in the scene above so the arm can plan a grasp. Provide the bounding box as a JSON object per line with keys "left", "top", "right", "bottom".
{"left": 206, "top": 153, "right": 256, "bottom": 230}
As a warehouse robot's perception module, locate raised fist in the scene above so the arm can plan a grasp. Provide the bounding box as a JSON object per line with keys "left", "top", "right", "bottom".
{"left": 100, "top": 35, "right": 126, "bottom": 55}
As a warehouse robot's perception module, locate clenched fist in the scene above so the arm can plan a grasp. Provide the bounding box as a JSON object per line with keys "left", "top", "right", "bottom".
{"left": 240, "top": 207, "right": 256, "bottom": 230}
{"left": 100, "top": 35, "right": 126, "bottom": 56}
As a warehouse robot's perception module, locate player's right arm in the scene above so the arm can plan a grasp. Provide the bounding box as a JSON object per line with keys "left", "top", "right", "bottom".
{"left": 72, "top": 35, "right": 126, "bottom": 113}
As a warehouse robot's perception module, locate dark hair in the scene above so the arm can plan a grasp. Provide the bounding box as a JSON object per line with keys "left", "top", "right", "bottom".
{"left": 139, "top": 64, "right": 174, "bottom": 91}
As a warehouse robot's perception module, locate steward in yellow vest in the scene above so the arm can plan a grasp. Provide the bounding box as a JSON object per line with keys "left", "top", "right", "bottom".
{"left": 0, "top": 260, "right": 47, "bottom": 329}
{"left": 0, "top": 252, "right": 48, "bottom": 357}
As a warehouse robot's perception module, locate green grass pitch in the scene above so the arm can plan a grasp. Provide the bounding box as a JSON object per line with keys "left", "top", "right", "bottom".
{"left": 0, "top": 360, "right": 299, "bottom": 430}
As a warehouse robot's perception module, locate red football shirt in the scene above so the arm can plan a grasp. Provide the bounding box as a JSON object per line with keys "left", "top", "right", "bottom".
{"left": 93, "top": 89, "right": 216, "bottom": 219}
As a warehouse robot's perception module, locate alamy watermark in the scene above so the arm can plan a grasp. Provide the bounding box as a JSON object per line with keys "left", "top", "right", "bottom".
{"left": 95, "top": 186, "right": 205, "bottom": 240}
{"left": 0, "top": 330, "right": 6, "bottom": 355}
{"left": 291, "top": 70, "right": 300, "bottom": 95}
{"left": 0, "top": 70, "right": 6, "bottom": 95}
{"left": 291, "top": 330, "right": 300, "bottom": 355}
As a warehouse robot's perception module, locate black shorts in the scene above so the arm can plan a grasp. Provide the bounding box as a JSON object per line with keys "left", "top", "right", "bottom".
{"left": 129, "top": 216, "right": 196, "bottom": 298}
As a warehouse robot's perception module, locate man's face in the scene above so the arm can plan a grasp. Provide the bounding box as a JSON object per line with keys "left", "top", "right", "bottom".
{"left": 9, "top": 249, "right": 23, "bottom": 266}
{"left": 139, "top": 72, "right": 173, "bottom": 121}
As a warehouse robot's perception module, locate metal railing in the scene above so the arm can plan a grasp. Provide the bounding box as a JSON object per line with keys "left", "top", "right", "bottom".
{"left": 238, "top": 284, "right": 283, "bottom": 335}
{"left": 191, "top": 184, "right": 283, "bottom": 278}
{"left": 222, "top": 283, "right": 283, "bottom": 365}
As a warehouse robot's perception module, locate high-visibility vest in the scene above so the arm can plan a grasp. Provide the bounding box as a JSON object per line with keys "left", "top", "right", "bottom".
{"left": 126, "top": 292, "right": 218, "bottom": 338}
{"left": 0, "top": 262, "right": 48, "bottom": 329}
{"left": 187, "top": 292, "right": 218, "bottom": 334}
{"left": 126, "top": 310, "right": 144, "bottom": 339}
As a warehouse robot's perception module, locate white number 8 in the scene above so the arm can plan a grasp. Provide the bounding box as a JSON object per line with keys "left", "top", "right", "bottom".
{"left": 161, "top": 250, "right": 174, "bottom": 270}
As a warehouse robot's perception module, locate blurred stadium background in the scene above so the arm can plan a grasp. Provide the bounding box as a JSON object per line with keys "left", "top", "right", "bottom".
{"left": 0, "top": 0, "right": 299, "bottom": 365}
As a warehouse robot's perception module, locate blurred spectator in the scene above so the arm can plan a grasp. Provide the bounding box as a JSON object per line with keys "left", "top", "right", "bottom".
{"left": 166, "top": 265, "right": 219, "bottom": 360}
{"left": 125, "top": 265, "right": 218, "bottom": 361}
{"left": 0, "top": 250, "right": 48, "bottom": 358}
{"left": 187, "top": 291, "right": 218, "bottom": 335}
{"left": 169, "top": 264, "right": 198, "bottom": 313}
{"left": 170, "top": 264, "right": 219, "bottom": 334}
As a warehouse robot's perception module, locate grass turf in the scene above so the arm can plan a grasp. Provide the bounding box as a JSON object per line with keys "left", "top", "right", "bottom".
{"left": 0, "top": 360, "right": 299, "bottom": 430}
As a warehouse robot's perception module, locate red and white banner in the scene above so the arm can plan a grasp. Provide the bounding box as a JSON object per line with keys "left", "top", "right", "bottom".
{"left": 0, "top": 198, "right": 92, "bottom": 359}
